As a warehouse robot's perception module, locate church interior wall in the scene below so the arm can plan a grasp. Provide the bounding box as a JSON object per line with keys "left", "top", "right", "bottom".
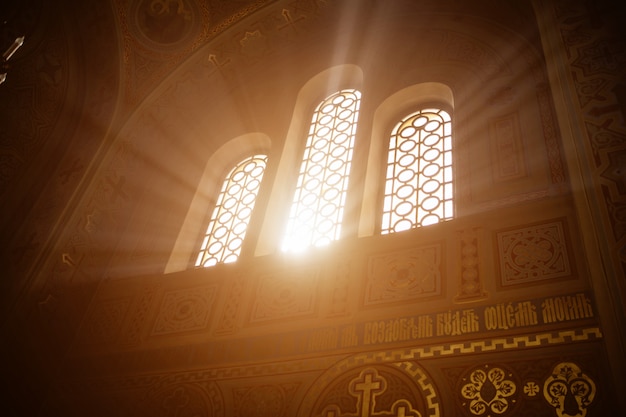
{"left": 1, "top": 0, "right": 624, "bottom": 415}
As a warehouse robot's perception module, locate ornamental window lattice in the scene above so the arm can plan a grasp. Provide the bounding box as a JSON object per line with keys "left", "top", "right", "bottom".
{"left": 282, "top": 89, "right": 361, "bottom": 251}
{"left": 195, "top": 154, "right": 267, "bottom": 267}
{"left": 382, "top": 108, "right": 453, "bottom": 234}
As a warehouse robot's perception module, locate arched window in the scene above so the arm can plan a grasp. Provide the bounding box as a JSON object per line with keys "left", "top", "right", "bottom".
{"left": 382, "top": 107, "right": 453, "bottom": 234}
{"left": 166, "top": 134, "right": 271, "bottom": 274}
{"left": 282, "top": 89, "right": 361, "bottom": 251}
{"left": 195, "top": 154, "right": 268, "bottom": 267}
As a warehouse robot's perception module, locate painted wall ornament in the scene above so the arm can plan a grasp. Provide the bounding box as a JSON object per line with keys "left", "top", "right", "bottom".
{"left": 314, "top": 367, "right": 428, "bottom": 417}
{"left": 543, "top": 362, "right": 596, "bottom": 417}
{"left": 460, "top": 365, "right": 517, "bottom": 415}
{"left": 132, "top": 0, "right": 199, "bottom": 49}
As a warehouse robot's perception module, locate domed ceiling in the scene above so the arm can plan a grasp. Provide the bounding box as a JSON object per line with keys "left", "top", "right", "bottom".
{"left": 0, "top": 0, "right": 277, "bottom": 318}
{"left": 0, "top": 0, "right": 272, "bottom": 200}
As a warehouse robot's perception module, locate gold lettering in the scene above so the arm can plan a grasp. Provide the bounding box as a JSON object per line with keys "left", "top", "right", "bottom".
{"left": 555, "top": 297, "right": 566, "bottom": 321}
{"left": 577, "top": 293, "right": 594, "bottom": 318}
{"left": 542, "top": 298, "right": 556, "bottom": 323}
{"left": 364, "top": 322, "right": 372, "bottom": 344}
{"left": 340, "top": 325, "right": 358, "bottom": 347}
{"left": 492, "top": 304, "right": 510, "bottom": 330}
{"left": 465, "top": 309, "right": 480, "bottom": 333}
{"left": 364, "top": 315, "right": 434, "bottom": 344}
{"left": 485, "top": 302, "right": 537, "bottom": 330}
{"left": 485, "top": 306, "right": 498, "bottom": 330}
{"left": 417, "top": 315, "right": 433, "bottom": 338}
{"left": 504, "top": 304, "right": 512, "bottom": 328}
{"left": 567, "top": 296, "right": 578, "bottom": 320}
{"left": 436, "top": 311, "right": 448, "bottom": 336}
{"left": 515, "top": 301, "right": 538, "bottom": 326}
{"left": 542, "top": 294, "right": 593, "bottom": 324}
{"left": 567, "top": 293, "right": 594, "bottom": 320}
{"left": 308, "top": 327, "right": 338, "bottom": 351}
{"left": 437, "top": 309, "right": 478, "bottom": 336}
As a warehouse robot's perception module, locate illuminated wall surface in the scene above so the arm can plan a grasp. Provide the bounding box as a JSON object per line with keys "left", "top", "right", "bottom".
{"left": 0, "top": 0, "right": 624, "bottom": 415}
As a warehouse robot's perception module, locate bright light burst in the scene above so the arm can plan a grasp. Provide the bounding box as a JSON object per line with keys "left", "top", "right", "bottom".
{"left": 282, "top": 89, "right": 361, "bottom": 252}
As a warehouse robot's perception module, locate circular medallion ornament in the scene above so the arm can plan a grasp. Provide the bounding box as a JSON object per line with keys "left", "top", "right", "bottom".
{"left": 543, "top": 362, "right": 596, "bottom": 417}
{"left": 304, "top": 364, "right": 439, "bottom": 417}
{"left": 132, "top": 0, "right": 200, "bottom": 49}
{"left": 458, "top": 364, "right": 519, "bottom": 416}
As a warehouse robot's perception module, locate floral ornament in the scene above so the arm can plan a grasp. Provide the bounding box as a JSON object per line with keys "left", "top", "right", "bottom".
{"left": 543, "top": 362, "right": 596, "bottom": 417}
{"left": 461, "top": 366, "right": 517, "bottom": 415}
{"left": 523, "top": 381, "right": 540, "bottom": 397}
{"left": 512, "top": 238, "right": 553, "bottom": 267}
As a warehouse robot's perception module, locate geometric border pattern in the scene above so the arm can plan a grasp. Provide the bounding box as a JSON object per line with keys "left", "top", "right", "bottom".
{"left": 394, "top": 361, "right": 441, "bottom": 417}
{"left": 403, "top": 327, "right": 602, "bottom": 359}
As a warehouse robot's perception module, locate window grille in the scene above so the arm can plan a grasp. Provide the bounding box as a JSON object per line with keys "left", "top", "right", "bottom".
{"left": 283, "top": 89, "right": 361, "bottom": 251}
{"left": 382, "top": 108, "right": 453, "bottom": 234}
{"left": 196, "top": 154, "right": 267, "bottom": 267}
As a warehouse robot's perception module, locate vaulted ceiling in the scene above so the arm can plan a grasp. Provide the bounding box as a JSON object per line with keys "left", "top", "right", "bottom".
{"left": 0, "top": 0, "right": 281, "bottom": 317}
{"left": 0, "top": 0, "right": 540, "bottom": 315}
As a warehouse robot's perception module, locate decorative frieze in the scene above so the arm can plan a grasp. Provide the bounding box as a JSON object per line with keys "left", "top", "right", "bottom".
{"left": 456, "top": 228, "right": 487, "bottom": 302}
{"left": 151, "top": 284, "right": 217, "bottom": 335}
{"left": 249, "top": 267, "right": 320, "bottom": 323}
{"left": 496, "top": 220, "right": 572, "bottom": 286}
{"left": 489, "top": 113, "right": 526, "bottom": 181}
{"left": 365, "top": 244, "right": 443, "bottom": 307}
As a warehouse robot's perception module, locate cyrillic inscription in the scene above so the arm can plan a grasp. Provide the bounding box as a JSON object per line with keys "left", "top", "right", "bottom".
{"left": 300, "top": 292, "right": 594, "bottom": 354}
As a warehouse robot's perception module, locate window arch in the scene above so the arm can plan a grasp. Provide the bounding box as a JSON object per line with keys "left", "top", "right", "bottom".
{"left": 282, "top": 89, "right": 361, "bottom": 251}
{"left": 359, "top": 82, "right": 454, "bottom": 237}
{"left": 256, "top": 64, "right": 363, "bottom": 256}
{"left": 165, "top": 133, "right": 271, "bottom": 274}
{"left": 382, "top": 107, "right": 453, "bottom": 234}
{"left": 195, "top": 154, "right": 268, "bottom": 267}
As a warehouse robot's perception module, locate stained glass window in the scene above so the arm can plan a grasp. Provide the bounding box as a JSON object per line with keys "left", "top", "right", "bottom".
{"left": 382, "top": 108, "right": 453, "bottom": 234}
{"left": 196, "top": 154, "right": 267, "bottom": 267}
{"left": 282, "top": 89, "right": 361, "bottom": 251}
